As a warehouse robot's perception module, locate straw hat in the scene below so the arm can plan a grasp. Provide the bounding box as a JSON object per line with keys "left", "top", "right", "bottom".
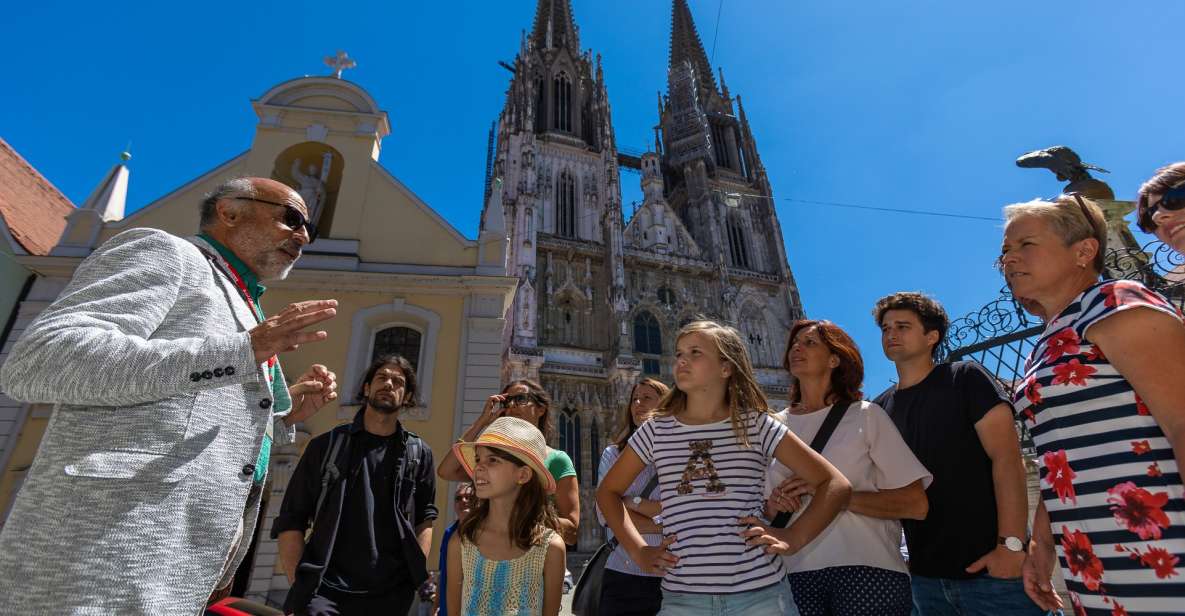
{"left": 452, "top": 417, "right": 556, "bottom": 493}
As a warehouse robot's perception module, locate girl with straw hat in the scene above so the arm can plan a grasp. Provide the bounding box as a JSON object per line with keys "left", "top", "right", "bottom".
{"left": 445, "top": 416, "right": 566, "bottom": 616}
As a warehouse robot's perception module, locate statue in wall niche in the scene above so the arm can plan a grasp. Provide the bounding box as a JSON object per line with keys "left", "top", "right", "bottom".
{"left": 291, "top": 153, "right": 333, "bottom": 228}
{"left": 1016, "top": 145, "right": 1114, "bottom": 200}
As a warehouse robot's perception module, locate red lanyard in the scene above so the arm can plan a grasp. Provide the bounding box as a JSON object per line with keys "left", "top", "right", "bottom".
{"left": 221, "top": 259, "right": 277, "bottom": 370}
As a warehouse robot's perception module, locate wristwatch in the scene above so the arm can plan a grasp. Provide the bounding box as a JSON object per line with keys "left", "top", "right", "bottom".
{"left": 999, "top": 536, "right": 1027, "bottom": 552}
{"left": 631, "top": 495, "right": 643, "bottom": 509}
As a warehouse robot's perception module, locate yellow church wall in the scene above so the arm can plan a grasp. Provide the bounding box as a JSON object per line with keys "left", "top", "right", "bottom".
{"left": 258, "top": 286, "right": 468, "bottom": 565}
{"left": 98, "top": 157, "right": 248, "bottom": 243}
{"left": 353, "top": 164, "right": 480, "bottom": 267}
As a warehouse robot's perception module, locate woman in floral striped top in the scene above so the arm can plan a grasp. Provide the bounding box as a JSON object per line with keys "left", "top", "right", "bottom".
{"left": 1001, "top": 195, "right": 1185, "bottom": 615}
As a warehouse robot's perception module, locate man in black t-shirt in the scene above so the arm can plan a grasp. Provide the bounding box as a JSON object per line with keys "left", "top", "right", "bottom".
{"left": 273, "top": 354, "right": 437, "bottom": 616}
{"left": 872, "top": 292, "right": 1042, "bottom": 615}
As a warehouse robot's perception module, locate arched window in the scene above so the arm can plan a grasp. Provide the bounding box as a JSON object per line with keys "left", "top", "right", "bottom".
{"left": 372, "top": 326, "right": 422, "bottom": 371}
{"left": 727, "top": 215, "right": 751, "bottom": 269}
{"left": 712, "top": 123, "right": 733, "bottom": 169}
{"left": 633, "top": 312, "right": 663, "bottom": 376}
{"left": 556, "top": 171, "right": 576, "bottom": 238}
{"left": 534, "top": 76, "right": 546, "bottom": 133}
{"left": 558, "top": 408, "right": 582, "bottom": 481}
{"left": 590, "top": 419, "right": 601, "bottom": 479}
{"left": 552, "top": 72, "right": 572, "bottom": 132}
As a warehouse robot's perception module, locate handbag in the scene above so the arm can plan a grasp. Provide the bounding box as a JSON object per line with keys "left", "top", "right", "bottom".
{"left": 771, "top": 399, "right": 854, "bottom": 528}
{"left": 571, "top": 471, "right": 661, "bottom": 615}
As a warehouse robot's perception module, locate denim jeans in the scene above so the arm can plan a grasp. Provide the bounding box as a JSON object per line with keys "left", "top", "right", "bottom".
{"left": 658, "top": 577, "right": 798, "bottom": 616}
{"left": 910, "top": 575, "right": 1059, "bottom": 616}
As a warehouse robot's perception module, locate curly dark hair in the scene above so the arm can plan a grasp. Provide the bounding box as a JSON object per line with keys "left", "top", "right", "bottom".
{"left": 356, "top": 354, "right": 419, "bottom": 408}
{"left": 872, "top": 292, "right": 949, "bottom": 361}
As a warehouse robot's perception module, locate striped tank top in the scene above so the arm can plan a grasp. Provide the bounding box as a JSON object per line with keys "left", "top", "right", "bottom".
{"left": 459, "top": 529, "right": 555, "bottom": 616}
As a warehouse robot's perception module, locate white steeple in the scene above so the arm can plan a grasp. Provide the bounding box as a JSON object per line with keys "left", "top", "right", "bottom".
{"left": 51, "top": 151, "right": 130, "bottom": 256}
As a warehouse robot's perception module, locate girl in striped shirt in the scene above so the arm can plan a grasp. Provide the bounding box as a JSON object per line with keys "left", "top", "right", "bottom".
{"left": 597, "top": 321, "right": 851, "bottom": 615}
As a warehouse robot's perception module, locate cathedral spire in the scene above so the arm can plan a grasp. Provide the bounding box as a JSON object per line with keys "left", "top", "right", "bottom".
{"left": 668, "top": 0, "right": 718, "bottom": 96}
{"left": 530, "top": 0, "right": 580, "bottom": 53}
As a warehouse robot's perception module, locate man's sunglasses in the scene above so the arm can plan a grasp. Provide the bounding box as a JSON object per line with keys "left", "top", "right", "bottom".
{"left": 1140, "top": 184, "right": 1185, "bottom": 233}
{"left": 499, "top": 394, "right": 537, "bottom": 408}
{"left": 235, "top": 197, "right": 318, "bottom": 242}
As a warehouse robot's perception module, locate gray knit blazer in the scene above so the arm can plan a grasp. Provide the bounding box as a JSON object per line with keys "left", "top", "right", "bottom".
{"left": 0, "top": 228, "right": 296, "bottom": 615}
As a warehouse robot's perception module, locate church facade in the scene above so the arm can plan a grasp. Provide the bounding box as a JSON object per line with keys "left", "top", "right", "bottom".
{"left": 488, "top": 0, "right": 805, "bottom": 549}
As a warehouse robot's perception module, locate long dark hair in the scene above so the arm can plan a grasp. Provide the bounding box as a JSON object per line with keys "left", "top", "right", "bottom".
{"left": 458, "top": 447, "right": 560, "bottom": 550}
{"left": 613, "top": 378, "right": 671, "bottom": 451}
{"left": 784, "top": 320, "right": 864, "bottom": 405}
{"left": 502, "top": 379, "right": 554, "bottom": 440}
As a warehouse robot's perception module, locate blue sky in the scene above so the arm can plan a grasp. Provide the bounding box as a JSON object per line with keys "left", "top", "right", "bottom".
{"left": 4, "top": 1, "right": 1183, "bottom": 393}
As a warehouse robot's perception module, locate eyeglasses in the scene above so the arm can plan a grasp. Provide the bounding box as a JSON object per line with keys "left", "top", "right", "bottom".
{"left": 1140, "top": 184, "right": 1185, "bottom": 233}
{"left": 500, "top": 394, "right": 537, "bottom": 408}
{"left": 235, "top": 197, "right": 318, "bottom": 242}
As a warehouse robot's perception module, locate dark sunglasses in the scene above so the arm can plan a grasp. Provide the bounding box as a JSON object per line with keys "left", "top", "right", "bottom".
{"left": 236, "top": 197, "right": 318, "bottom": 242}
{"left": 1140, "top": 185, "right": 1185, "bottom": 232}
{"left": 500, "top": 393, "right": 536, "bottom": 408}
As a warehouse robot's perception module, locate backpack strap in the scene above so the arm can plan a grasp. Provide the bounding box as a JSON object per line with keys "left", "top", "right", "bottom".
{"left": 401, "top": 434, "right": 424, "bottom": 521}
{"left": 771, "top": 400, "right": 854, "bottom": 528}
{"left": 314, "top": 426, "right": 350, "bottom": 521}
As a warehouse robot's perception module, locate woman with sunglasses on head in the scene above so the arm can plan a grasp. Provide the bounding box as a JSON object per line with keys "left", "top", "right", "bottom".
{"left": 1001, "top": 194, "right": 1185, "bottom": 615}
{"left": 438, "top": 379, "right": 581, "bottom": 546}
{"left": 1137, "top": 162, "right": 1185, "bottom": 256}
{"left": 595, "top": 378, "right": 671, "bottom": 616}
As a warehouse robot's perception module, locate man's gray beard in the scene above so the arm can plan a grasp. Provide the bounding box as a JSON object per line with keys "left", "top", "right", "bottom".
{"left": 231, "top": 226, "right": 299, "bottom": 281}
{"left": 366, "top": 396, "right": 401, "bottom": 415}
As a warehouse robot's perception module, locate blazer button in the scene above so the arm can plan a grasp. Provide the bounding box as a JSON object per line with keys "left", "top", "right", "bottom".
{"left": 213, "top": 368, "right": 224, "bottom": 378}
{"left": 259, "top": 399, "right": 272, "bottom": 409}
{"left": 225, "top": 366, "right": 236, "bottom": 376}
{"left": 190, "top": 372, "right": 202, "bottom": 382}
{"left": 242, "top": 464, "right": 255, "bottom": 476}
{"left": 202, "top": 370, "right": 214, "bottom": 380}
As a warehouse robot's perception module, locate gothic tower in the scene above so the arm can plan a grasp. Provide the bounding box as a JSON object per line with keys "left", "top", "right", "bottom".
{"left": 490, "top": 0, "right": 627, "bottom": 550}
{"left": 486, "top": 0, "right": 805, "bottom": 551}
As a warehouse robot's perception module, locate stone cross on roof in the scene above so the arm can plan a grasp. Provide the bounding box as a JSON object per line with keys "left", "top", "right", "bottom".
{"left": 323, "top": 50, "right": 356, "bottom": 79}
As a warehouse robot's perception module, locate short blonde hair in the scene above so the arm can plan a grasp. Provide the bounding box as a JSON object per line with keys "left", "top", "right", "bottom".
{"left": 1003, "top": 195, "right": 1107, "bottom": 274}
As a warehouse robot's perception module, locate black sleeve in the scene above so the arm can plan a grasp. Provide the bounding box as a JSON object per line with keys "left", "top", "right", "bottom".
{"left": 271, "top": 433, "right": 329, "bottom": 538}
{"left": 413, "top": 442, "right": 438, "bottom": 527}
{"left": 957, "top": 361, "right": 1013, "bottom": 425}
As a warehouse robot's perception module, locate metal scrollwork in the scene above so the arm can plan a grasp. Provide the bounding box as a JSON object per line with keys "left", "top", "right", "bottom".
{"left": 945, "top": 241, "right": 1184, "bottom": 369}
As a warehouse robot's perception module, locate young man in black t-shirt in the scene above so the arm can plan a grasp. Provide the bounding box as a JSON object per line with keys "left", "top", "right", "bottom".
{"left": 872, "top": 292, "right": 1042, "bottom": 615}
{"left": 273, "top": 354, "right": 438, "bottom": 616}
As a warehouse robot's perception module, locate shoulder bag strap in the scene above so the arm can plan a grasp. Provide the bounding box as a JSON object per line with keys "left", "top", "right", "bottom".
{"left": 771, "top": 400, "right": 853, "bottom": 528}
{"left": 314, "top": 428, "right": 349, "bottom": 521}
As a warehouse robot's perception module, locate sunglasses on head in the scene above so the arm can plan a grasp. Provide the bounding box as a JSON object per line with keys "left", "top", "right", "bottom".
{"left": 235, "top": 197, "right": 318, "bottom": 242}
{"left": 1141, "top": 184, "right": 1185, "bottom": 232}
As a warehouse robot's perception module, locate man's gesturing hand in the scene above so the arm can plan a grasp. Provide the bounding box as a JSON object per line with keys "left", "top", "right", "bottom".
{"left": 250, "top": 300, "right": 338, "bottom": 363}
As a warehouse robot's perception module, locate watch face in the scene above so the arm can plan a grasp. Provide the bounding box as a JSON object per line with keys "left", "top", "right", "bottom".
{"left": 1004, "top": 536, "right": 1025, "bottom": 552}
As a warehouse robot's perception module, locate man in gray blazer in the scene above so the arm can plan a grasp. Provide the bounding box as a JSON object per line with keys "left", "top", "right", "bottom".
{"left": 0, "top": 177, "right": 340, "bottom": 615}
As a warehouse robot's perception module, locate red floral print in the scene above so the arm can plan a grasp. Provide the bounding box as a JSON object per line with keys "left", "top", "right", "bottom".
{"left": 1061, "top": 526, "right": 1105, "bottom": 590}
{"left": 1131, "top": 440, "right": 1152, "bottom": 455}
{"left": 1107, "top": 481, "right": 1171, "bottom": 540}
{"left": 1102, "top": 280, "right": 1162, "bottom": 309}
{"left": 1111, "top": 601, "right": 1129, "bottom": 616}
{"left": 1044, "top": 449, "right": 1078, "bottom": 504}
{"left": 1045, "top": 328, "right": 1082, "bottom": 362}
{"left": 1148, "top": 463, "right": 1163, "bottom": 478}
{"left": 1086, "top": 345, "right": 1106, "bottom": 362}
{"left": 1136, "top": 394, "right": 1150, "bottom": 416}
{"left": 1053, "top": 359, "right": 1097, "bottom": 386}
{"left": 1139, "top": 546, "right": 1180, "bottom": 579}
{"left": 1070, "top": 592, "right": 1086, "bottom": 616}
